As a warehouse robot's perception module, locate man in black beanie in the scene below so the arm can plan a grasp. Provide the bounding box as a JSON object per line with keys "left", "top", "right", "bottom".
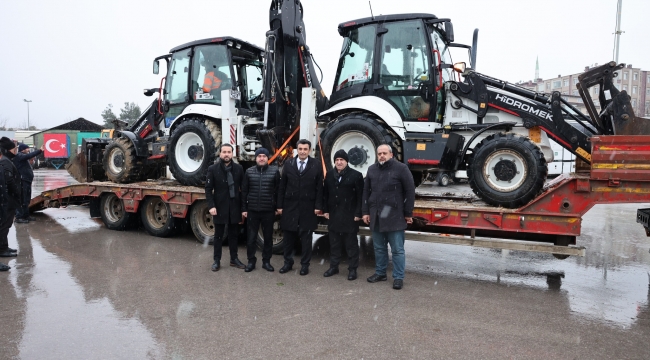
{"left": 322, "top": 149, "right": 364, "bottom": 280}
{"left": 12, "top": 143, "right": 44, "bottom": 223}
{"left": 0, "top": 137, "right": 21, "bottom": 262}
{"left": 241, "top": 147, "right": 281, "bottom": 272}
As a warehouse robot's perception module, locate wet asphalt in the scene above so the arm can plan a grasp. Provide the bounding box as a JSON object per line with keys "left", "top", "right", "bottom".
{"left": 0, "top": 169, "right": 649, "bottom": 359}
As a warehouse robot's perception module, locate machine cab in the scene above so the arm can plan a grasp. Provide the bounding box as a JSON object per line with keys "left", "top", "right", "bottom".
{"left": 155, "top": 37, "right": 265, "bottom": 127}
{"left": 330, "top": 14, "right": 454, "bottom": 123}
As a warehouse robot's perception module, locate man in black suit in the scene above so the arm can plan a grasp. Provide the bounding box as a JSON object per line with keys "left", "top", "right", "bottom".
{"left": 277, "top": 139, "right": 324, "bottom": 276}
{"left": 205, "top": 144, "right": 246, "bottom": 272}
{"left": 322, "top": 149, "right": 364, "bottom": 280}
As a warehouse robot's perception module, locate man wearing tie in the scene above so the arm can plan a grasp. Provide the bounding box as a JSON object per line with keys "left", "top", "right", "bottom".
{"left": 277, "top": 139, "right": 324, "bottom": 276}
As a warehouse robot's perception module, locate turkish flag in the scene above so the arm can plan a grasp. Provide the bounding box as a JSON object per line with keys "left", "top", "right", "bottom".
{"left": 43, "top": 133, "right": 69, "bottom": 158}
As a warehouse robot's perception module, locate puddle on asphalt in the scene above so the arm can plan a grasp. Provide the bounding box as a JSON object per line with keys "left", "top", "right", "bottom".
{"left": 5, "top": 235, "right": 163, "bottom": 358}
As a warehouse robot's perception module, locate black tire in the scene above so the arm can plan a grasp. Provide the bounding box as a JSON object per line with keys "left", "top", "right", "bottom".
{"left": 169, "top": 118, "right": 221, "bottom": 186}
{"left": 320, "top": 113, "right": 397, "bottom": 176}
{"left": 467, "top": 133, "right": 547, "bottom": 208}
{"left": 99, "top": 193, "right": 136, "bottom": 231}
{"left": 436, "top": 172, "right": 450, "bottom": 187}
{"left": 140, "top": 197, "right": 176, "bottom": 237}
{"left": 189, "top": 200, "right": 215, "bottom": 245}
{"left": 103, "top": 137, "right": 141, "bottom": 183}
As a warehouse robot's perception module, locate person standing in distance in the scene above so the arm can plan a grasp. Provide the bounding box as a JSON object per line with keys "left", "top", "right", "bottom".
{"left": 0, "top": 137, "right": 21, "bottom": 263}
{"left": 322, "top": 149, "right": 364, "bottom": 280}
{"left": 277, "top": 139, "right": 324, "bottom": 276}
{"left": 205, "top": 144, "right": 246, "bottom": 272}
{"left": 241, "top": 147, "right": 281, "bottom": 272}
{"left": 12, "top": 143, "right": 44, "bottom": 223}
{"left": 362, "top": 144, "right": 415, "bottom": 290}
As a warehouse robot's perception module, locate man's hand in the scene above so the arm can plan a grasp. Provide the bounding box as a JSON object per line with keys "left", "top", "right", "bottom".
{"left": 405, "top": 217, "right": 413, "bottom": 224}
{"left": 363, "top": 215, "right": 370, "bottom": 225}
{"left": 277, "top": 209, "right": 282, "bottom": 215}
{"left": 209, "top": 208, "right": 217, "bottom": 216}
{"left": 40, "top": 144, "right": 45, "bottom": 151}
{"left": 324, "top": 213, "right": 330, "bottom": 219}
{"left": 354, "top": 217, "right": 361, "bottom": 221}
{"left": 314, "top": 209, "right": 322, "bottom": 215}
{"left": 242, "top": 212, "right": 248, "bottom": 219}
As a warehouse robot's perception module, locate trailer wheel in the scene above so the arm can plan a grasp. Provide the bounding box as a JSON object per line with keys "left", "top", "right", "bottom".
{"left": 467, "top": 133, "right": 547, "bottom": 208}
{"left": 320, "top": 113, "right": 396, "bottom": 176}
{"left": 140, "top": 197, "right": 176, "bottom": 237}
{"left": 436, "top": 172, "right": 450, "bottom": 187}
{"left": 100, "top": 193, "right": 135, "bottom": 231}
{"left": 169, "top": 118, "right": 221, "bottom": 186}
{"left": 103, "top": 137, "right": 141, "bottom": 183}
{"left": 190, "top": 200, "right": 215, "bottom": 245}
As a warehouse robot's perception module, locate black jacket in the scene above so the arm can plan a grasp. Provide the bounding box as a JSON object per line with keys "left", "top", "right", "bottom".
{"left": 323, "top": 166, "right": 364, "bottom": 233}
{"left": 242, "top": 164, "right": 280, "bottom": 213}
{"left": 12, "top": 149, "right": 42, "bottom": 182}
{"left": 278, "top": 156, "right": 324, "bottom": 232}
{"left": 0, "top": 156, "right": 22, "bottom": 212}
{"left": 362, "top": 158, "right": 415, "bottom": 232}
{"left": 205, "top": 160, "right": 244, "bottom": 224}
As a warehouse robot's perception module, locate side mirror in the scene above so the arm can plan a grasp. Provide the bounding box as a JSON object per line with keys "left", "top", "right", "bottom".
{"left": 153, "top": 60, "right": 160, "bottom": 75}
{"left": 444, "top": 21, "right": 455, "bottom": 43}
{"left": 143, "top": 88, "right": 159, "bottom": 97}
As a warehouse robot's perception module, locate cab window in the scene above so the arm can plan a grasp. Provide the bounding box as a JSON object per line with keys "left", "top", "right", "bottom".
{"left": 165, "top": 50, "right": 191, "bottom": 104}
{"left": 191, "top": 45, "right": 232, "bottom": 105}
{"left": 333, "top": 25, "right": 376, "bottom": 93}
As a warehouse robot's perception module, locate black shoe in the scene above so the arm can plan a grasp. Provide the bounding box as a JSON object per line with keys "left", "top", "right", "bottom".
{"left": 0, "top": 251, "right": 17, "bottom": 258}
{"left": 279, "top": 264, "right": 293, "bottom": 274}
{"left": 323, "top": 267, "right": 339, "bottom": 277}
{"left": 230, "top": 258, "right": 246, "bottom": 269}
{"left": 300, "top": 265, "right": 309, "bottom": 276}
{"left": 211, "top": 261, "right": 220, "bottom": 272}
{"left": 367, "top": 273, "right": 387, "bottom": 283}
{"left": 0, "top": 263, "right": 9, "bottom": 271}
{"left": 348, "top": 269, "right": 357, "bottom": 281}
{"left": 244, "top": 262, "right": 256, "bottom": 272}
{"left": 7, "top": 248, "right": 17, "bottom": 253}
{"left": 15, "top": 218, "right": 29, "bottom": 224}
{"left": 27, "top": 216, "right": 36, "bottom": 221}
{"left": 393, "top": 279, "right": 403, "bottom": 290}
{"left": 262, "top": 262, "right": 275, "bottom": 272}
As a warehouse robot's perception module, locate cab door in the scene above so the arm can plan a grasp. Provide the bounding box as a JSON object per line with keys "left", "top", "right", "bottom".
{"left": 375, "top": 20, "right": 434, "bottom": 124}
{"left": 163, "top": 49, "right": 191, "bottom": 128}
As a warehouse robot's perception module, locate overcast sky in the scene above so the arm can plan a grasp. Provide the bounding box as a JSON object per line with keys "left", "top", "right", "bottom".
{"left": 0, "top": 0, "right": 647, "bottom": 130}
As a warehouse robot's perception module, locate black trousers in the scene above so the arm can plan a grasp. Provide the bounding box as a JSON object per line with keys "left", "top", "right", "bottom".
{"left": 213, "top": 221, "right": 239, "bottom": 262}
{"left": 329, "top": 231, "right": 360, "bottom": 270}
{"left": 246, "top": 211, "right": 275, "bottom": 263}
{"left": 0, "top": 209, "right": 16, "bottom": 252}
{"left": 283, "top": 229, "right": 313, "bottom": 266}
{"left": 15, "top": 181, "right": 31, "bottom": 220}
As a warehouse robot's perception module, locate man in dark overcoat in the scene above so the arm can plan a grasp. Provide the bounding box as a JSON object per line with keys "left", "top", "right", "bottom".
{"left": 0, "top": 137, "right": 20, "bottom": 263}
{"left": 362, "top": 144, "right": 415, "bottom": 290}
{"left": 205, "top": 144, "right": 246, "bottom": 271}
{"left": 277, "top": 139, "right": 324, "bottom": 276}
{"left": 12, "top": 143, "right": 44, "bottom": 223}
{"left": 322, "top": 149, "right": 364, "bottom": 280}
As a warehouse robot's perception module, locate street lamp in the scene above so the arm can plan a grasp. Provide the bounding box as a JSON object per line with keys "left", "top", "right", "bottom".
{"left": 23, "top": 99, "right": 32, "bottom": 129}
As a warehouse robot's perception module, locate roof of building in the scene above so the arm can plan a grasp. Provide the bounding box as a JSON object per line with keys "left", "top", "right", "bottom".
{"left": 31, "top": 118, "right": 103, "bottom": 136}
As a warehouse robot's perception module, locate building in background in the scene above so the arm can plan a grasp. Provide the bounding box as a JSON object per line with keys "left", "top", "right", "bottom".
{"left": 31, "top": 118, "right": 103, "bottom": 169}
{"left": 517, "top": 63, "right": 649, "bottom": 117}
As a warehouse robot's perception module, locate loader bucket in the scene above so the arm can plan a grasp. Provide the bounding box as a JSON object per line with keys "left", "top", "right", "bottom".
{"left": 65, "top": 138, "right": 111, "bottom": 183}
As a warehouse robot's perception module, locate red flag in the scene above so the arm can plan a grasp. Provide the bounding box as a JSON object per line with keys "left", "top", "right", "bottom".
{"left": 43, "top": 133, "right": 69, "bottom": 158}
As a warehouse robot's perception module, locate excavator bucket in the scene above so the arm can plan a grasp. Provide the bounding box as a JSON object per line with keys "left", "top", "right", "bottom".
{"left": 65, "top": 138, "right": 111, "bottom": 183}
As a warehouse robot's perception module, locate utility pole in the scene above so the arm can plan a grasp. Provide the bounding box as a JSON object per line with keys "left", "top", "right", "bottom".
{"left": 613, "top": 0, "right": 624, "bottom": 63}
{"left": 23, "top": 99, "right": 32, "bottom": 129}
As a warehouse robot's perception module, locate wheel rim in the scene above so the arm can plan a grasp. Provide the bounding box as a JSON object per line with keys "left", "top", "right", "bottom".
{"left": 482, "top": 149, "right": 528, "bottom": 192}
{"left": 145, "top": 198, "right": 169, "bottom": 230}
{"left": 175, "top": 131, "right": 205, "bottom": 173}
{"left": 196, "top": 205, "right": 214, "bottom": 237}
{"left": 108, "top": 148, "right": 125, "bottom": 175}
{"left": 104, "top": 195, "right": 124, "bottom": 223}
{"left": 440, "top": 175, "right": 449, "bottom": 186}
{"left": 331, "top": 131, "right": 376, "bottom": 176}
{"left": 258, "top": 219, "right": 283, "bottom": 246}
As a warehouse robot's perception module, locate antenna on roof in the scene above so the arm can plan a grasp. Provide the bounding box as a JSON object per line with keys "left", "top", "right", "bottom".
{"left": 369, "top": 1, "right": 375, "bottom": 20}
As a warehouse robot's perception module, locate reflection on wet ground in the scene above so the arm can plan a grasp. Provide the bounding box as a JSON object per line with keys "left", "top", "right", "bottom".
{"left": 0, "top": 169, "right": 648, "bottom": 358}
